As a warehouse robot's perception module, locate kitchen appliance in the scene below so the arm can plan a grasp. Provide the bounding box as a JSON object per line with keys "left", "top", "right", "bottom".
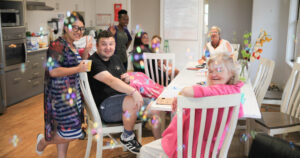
{"left": 0, "top": 26, "right": 26, "bottom": 114}
{"left": 1, "top": 27, "right": 26, "bottom": 71}
{"left": 0, "top": 9, "right": 20, "bottom": 27}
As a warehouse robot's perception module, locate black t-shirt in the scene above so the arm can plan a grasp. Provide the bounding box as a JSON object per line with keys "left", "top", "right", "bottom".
{"left": 88, "top": 53, "right": 126, "bottom": 107}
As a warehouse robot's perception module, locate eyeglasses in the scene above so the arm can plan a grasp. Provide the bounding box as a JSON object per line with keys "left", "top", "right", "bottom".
{"left": 72, "top": 25, "right": 86, "bottom": 32}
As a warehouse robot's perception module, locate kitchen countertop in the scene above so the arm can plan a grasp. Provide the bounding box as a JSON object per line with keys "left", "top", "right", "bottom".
{"left": 27, "top": 47, "right": 48, "bottom": 54}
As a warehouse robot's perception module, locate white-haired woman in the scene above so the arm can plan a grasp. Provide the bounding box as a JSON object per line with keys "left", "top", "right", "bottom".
{"left": 203, "top": 26, "right": 233, "bottom": 59}
{"left": 140, "top": 53, "right": 244, "bottom": 158}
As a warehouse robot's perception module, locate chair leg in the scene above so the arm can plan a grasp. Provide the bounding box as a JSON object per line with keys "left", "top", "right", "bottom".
{"left": 85, "top": 127, "right": 93, "bottom": 158}
{"left": 96, "top": 134, "right": 103, "bottom": 158}
{"left": 137, "top": 123, "right": 142, "bottom": 143}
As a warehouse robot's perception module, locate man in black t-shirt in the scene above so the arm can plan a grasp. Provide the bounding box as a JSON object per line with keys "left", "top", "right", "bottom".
{"left": 88, "top": 31, "right": 161, "bottom": 154}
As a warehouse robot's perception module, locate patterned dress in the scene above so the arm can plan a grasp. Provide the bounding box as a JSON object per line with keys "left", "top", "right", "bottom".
{"left": 44, "top": 37, "right": 83, "bottom": 141}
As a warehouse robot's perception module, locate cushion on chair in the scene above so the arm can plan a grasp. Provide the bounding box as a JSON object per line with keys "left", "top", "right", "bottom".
{"left": 255, "top": 112, "right": 300, "bottom": 129}
{"left": 249, "top": 133, "right": 300, "bottom": 158}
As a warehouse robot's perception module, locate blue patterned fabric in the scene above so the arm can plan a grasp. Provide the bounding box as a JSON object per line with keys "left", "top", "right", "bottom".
{"left": 44, "top": 37, "right": 83, "bottom": 141}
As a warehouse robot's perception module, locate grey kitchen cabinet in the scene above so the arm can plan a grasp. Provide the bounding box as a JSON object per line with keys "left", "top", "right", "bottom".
{"left": 5, "top": 49, "right": 46, "bottom": 106}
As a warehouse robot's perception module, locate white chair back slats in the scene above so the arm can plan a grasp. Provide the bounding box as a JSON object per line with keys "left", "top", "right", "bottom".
{"left": 177, "top": 94, "right": 241, "bottom": 158}
{"left": 281, "top": 63, "right": 300, "bottom": 118}
{"left": 79, "top": 72, "right": 142, "bottom": 158}
{"left": 252, "top": 58, "right": 275, "bottom": 107}
{"left": 143, "top": 53, "right": 175, "bottom": 86}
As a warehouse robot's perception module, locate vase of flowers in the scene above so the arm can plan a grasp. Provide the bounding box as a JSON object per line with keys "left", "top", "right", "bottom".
{"left": 240, "top": 30, "right": 272, "bottom": 82}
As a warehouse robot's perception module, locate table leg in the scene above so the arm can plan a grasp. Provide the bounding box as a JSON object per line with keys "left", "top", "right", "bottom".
{"left": 245, "top": 118, "right": 254, "bottom": 156}
{"left": 160, "top": 112, "right": 166, "bottom": 134}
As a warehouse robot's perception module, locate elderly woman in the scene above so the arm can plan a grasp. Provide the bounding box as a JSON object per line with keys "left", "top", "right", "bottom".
{"left": 204, "top": 26, "right": 233, "bottom": 58}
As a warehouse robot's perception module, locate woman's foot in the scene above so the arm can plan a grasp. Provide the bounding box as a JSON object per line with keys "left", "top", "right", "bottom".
{"left": 36, "top": 134, "right": 45, "bottom": 155}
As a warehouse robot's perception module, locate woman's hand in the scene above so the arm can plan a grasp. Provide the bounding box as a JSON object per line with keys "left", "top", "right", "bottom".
{"left": 132, "top": 91, "right": 144, "bottom": 109}
{"left": 121, "top": 73, "right": 130, "bottom": 84}
{"left": 172, "top": 97, "right": 178, "bottom": 112}
{"left": 84, "top": 36, "right": 93, "bottom": 54}
{"left": 109, "top": 25, "right": 116, "bottom": 35}
{"left": 77, "top": 61, "right": 89, "bottom": 73}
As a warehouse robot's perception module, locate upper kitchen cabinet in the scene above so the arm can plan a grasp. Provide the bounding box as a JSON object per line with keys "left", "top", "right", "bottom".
{"left": 0, "top": 0, "right": 25, "bottom": 27}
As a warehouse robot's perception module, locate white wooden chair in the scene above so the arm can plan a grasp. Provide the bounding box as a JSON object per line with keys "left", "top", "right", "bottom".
{"left": 177, "top": 94, "right": 241, "bottom": 158}
{"left": 231, "top": 44, "right": 240, "bottom": 62}
{"left": 143, "top": 53, "right": 175, "bottom": 87}
{"left": 253, "top": 63, "right": 300, "bottom": 136}
{"left": 79, "top": 72, "right": 142, "bottom": 158}
{"left": 252, "top": 58, "right": 275, "bottom": 107}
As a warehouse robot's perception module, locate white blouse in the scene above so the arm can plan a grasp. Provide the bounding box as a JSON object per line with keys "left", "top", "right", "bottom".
{"left": 205, "top": 39, "right": 233, "bottom": 57}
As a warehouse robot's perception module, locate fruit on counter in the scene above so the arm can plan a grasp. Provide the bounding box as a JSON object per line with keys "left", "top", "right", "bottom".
{"left": 26, "top": 31, "right": 31, "bottom": 37}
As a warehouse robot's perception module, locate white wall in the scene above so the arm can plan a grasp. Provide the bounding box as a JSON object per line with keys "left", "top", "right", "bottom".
{"left": 250, "top": 0, "right": 291, "bottom": 88}
{"left": 26, "top": 0, "right": 96, "bottom": 34}
{"left": 160, "top": 0, "right": 205, "bottom": 70}
{"left": 131, "top": 0, "right": 160, "bottom": 41}
{"left": 208, "top": 0, "right": 252, "bottom": 49}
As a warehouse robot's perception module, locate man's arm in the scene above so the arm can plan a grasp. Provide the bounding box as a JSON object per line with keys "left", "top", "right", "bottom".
{"left": 93, "top": 71, "right": 143, "bottom": 108}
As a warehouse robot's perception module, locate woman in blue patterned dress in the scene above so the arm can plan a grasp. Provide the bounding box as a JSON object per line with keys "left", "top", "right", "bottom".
{"left": 36, "top": 12, "right": 91, "bottom": 158}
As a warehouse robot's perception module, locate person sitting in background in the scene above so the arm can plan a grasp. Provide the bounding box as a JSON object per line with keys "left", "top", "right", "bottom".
{"left": 203, "top": 26, "right": 233, "bottom": 59}
{"left": 140, "top": 53, "right": 244, "bottom": 158}
{"left": 109, "top": 9, "right": 132, "bottom": 70}
{"left": 151, "top": 35, "right": 162, "bottom": 53}
{"left": 150, "top": 35, "right": 180, "bottom": 78}
{"left": 88, "top": 31, "right": 162, "bottom": 154}
{"left": 130, "top": 32, "right": 152, "bottom": 72}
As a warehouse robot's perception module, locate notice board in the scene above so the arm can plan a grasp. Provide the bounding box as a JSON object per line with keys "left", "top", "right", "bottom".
{"left": 164, "top": 0, "right": 199, "bottom": 40}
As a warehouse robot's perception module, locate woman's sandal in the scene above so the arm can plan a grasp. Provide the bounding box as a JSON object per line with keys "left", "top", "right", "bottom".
{"left": 36, "top": 134, "right": 44, "bottom": 155}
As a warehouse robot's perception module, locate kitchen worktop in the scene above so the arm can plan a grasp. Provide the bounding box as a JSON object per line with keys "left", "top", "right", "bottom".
{"left": 27, "top": 47, "right": 48, "bottom": 54}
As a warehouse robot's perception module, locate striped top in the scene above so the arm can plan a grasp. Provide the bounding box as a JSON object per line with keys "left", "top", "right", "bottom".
{"left": 44, "top": 37, "right": 83, "bottom": 141}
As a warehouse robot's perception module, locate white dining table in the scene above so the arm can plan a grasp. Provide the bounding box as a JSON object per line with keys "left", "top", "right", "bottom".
{"left": 151, "top": 61, "right": 261, "bottom": 156}
{"left": 151, "top": 62, "right": 261, "bottom": 119}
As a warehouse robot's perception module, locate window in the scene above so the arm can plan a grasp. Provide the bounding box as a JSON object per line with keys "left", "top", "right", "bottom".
{"left": 286, "top": 0, "right": 300, "bottom": 66}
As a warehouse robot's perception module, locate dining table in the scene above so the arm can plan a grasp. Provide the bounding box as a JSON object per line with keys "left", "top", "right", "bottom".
{"left": 151, "top": 61, "right": 261, "bottom": 156}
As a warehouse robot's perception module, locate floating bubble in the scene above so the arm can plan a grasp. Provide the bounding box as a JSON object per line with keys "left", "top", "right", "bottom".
{"left": 68, "top": 87, "right": 72, "bottom": 94}
{"left": 250, "top": 130, "right": 256, "bottom": 139}
{"left": 290, "top": 141, "right": 295, "bottom": 150}
{"left": 71, "top": 92, "right": 76, "bottom": 99}
{"left": 20, "top": 63, "right": 26, "bottom": 73}
{"left": 68, "top": 24, "right": 72, "bottom": 31}
{"left": 136, "top": 46, "right": 142, "bottom": 53}
{"left": 67, "top": 11, "right": 71, "bottom": 17}
{"left": 70, "top": 17, "right": 75, "bottom": 23}
{"left": 140, "top": 61, "right": 145, "bottom": 69}
{"left": 239, "top": 133, "right": 249, "bottom": 143}
{"left": 69, "top": 98, "right": 74, "bottom": 106}
{"left": 109, "top": 139, "right": 116, "bottom": 149}
{"left": 123, "top": 111, "right": 131, "bottom": 119}
{"left": 66, "top": 93, "right": 70, "bottom": 100}
{"left": 176, "top": 144, "right": 186, "bottom": 151}
{"left": 140, "top": 87, "right": 144, "bottom": 93}
{"left": 134, "top": 54, "right": 139, "bottom": 61}
{"left": 93, "top": 122, "right": 98, "bottom": 128}
{"left": 64, "top": 19, "right": 69, "bottom": 24}
{"left": 10, "top": 135, "right": 20, "bottom": 147}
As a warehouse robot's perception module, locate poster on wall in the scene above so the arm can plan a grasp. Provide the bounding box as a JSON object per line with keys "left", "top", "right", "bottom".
{"left": 164, "top": 0, "right": 199, "bottom": 40}
{"left": 114, "top": 3, "right": 122, "bottom": 22}
{"left": 96, "top": 14, "right": 112, "bottom": 26}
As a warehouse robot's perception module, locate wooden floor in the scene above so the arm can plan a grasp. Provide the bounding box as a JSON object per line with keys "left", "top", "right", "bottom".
{"left": 1, "top": 93, "right": 294, "bottom": 158}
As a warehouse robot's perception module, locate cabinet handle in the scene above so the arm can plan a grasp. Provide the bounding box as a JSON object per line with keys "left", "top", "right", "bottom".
{"left": 33, "top": 81, "right": 40, "bottom": 86}
{"left": 14, "top": 77, "right": 22, "bottom": 82}
{"left": 33, "top": 63, "right": 39, "bottom": 67}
